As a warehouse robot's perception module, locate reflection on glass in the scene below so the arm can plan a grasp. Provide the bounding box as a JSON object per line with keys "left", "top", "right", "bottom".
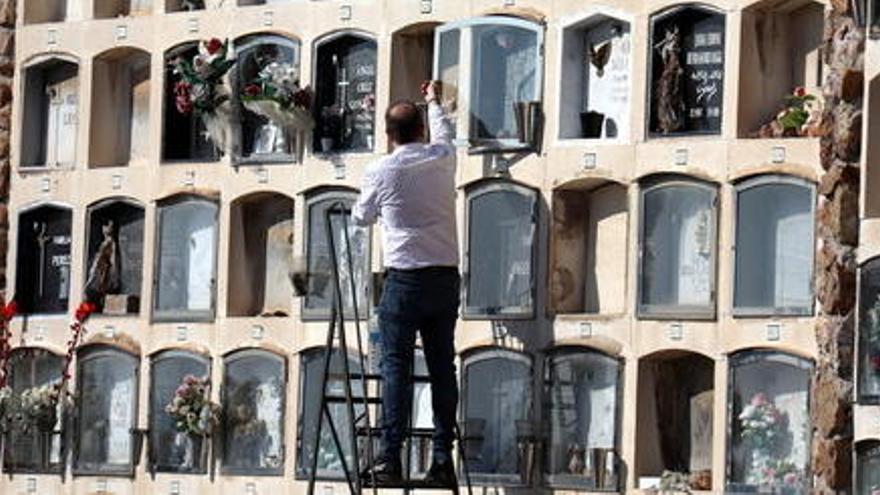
{"left": 296, "top": 348, "right": 364, "bottom": 479}
{"left": 304, "top": 193, "right": 370, "bottom": 319}
{"left": 149, "top": 351, "right": 210, "bottom": 473}
{"left": 5, "top": 349, "right": 63, "bottom": 473}
{"left": 735, "top": 180, "right": 814, "bottom": 315}
{"left": 470, "top": 25, "right": 538, "bottom": 140}
{"left": 222, "top": 350, "right": 286, "bottom": 474}
{"left": 640, "top": 181, "right": 716, "bottom": 317}
{"left": 466, "top": 185, "right": 536, "bottom": 316}
{"left": 75, "top": 347, "right": 139, "bottom": 474}
{"left": 154, "top": 197, "right": 217, "bottom": 319}
{"left": 544, "top": 349, "right": 620, "bottom": 490}
{"left": 860, "top": 258, "right": 880, "bottom": 403}
{"left": 728, "top": 351, "right": 812, "bottom": 494}
{"left": 436, "top": 28, "right": 460, "bottom": 134}
{"left": 463, "top": 350, "right": 531, "bottom": 483}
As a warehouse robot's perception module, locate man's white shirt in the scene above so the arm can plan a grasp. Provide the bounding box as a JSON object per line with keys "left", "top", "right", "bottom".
{"left": 351, "top": 102, "right": 459, "bottom": 270}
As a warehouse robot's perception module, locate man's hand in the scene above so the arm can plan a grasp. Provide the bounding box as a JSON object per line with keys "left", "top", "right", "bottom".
{"left": 421, "top": 80, "right": 442, "bottom": 104}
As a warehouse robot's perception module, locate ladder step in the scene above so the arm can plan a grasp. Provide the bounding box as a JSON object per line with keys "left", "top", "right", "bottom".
{"left": 362, "top": 478, "right": 460, "bottom": 491}
{"left": 324, "top": 395, "right": 382, "bottom": 404}
{"left": 329, "top": 372, "right": 432, "bottom": 383}
{"left": 356, "top": 426, "right": 436, "bottom": 438}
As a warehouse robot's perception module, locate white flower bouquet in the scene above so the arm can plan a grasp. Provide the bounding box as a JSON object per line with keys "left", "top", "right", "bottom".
{"left": 165, "top": 375, "right": 221, "bottom": 437}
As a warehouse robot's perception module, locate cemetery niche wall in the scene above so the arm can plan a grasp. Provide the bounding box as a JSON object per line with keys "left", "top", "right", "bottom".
{"left": 85, "top": 199, "right": 144, "bottom": 315}
{"left": 89, "top": 48, "right": 150, "bottom": 168}
{"left": 648, "top": 5, "right": 725, "bottom": 137}
{"left": 15, "top": 205, "right": 72, "bottom": 315}
{"left": 636, "top": 351, "right": 714, "bottom": 491}
{"left": 313, "top": 32, "right": 377, "bottom": 154}
{"left": 558, "top": 13, "right": 631, "bottom": 141}
{"left": 549, "top": 179, "right": 628, "bottom": 315}
{"left": 21, "top": 57, "right": 79, "bottom": 168}
{"left": 163, "top": 43, "right": 219, "bottom": 162}
{"left": 227, "top": 192, "right": 295, "bottom": 317}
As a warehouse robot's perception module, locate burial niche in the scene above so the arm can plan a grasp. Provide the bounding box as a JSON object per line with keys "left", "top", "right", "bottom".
{"left": 166, "top": 0, "right": 205, "bottom": 12}
{"left": 860, "top": 257, "right": 880, "bottom": 403}
{"left": 162, "top": 43, "right": 218, "bottom": 162}
{"left": 727, "top": 350, "right": 812, "bottom": 494}
{"left": 4, "top": 348, "right": 64, "bottom": 474}
{"left": 549, "top": 180, "right": 628, "bottom": 315}
{"left": 857, "top": 441, "right": 880, "bottom": 495}
{"left": 559, "top": 14, "right": 631, "bottom": 140}
{"left": 21, "top": 58, "right": 80, "bottom": 168}
{"left": 228, "top": 192, "right": 295, "bottom": 317}
{"left": 222, "top": 349, "right": 286, "bottom": 475}
{"left": 85, "top": 199, "right": 144, "bottom": 315}
{"left": 739, "top": 0, "right": 824, "bottom": 137}
{"left": 153, "top": 195, "right": 218, "bottom": 321}
{"left": 94, "top": 0, "right": 152, "bottom": 18}
{"left": 313, "top": 32, "right": 377, "bottom": 154}
{"left": 462, "top": 348, "right": 533, "bottom": 486}
{"left": 16, "top": 205, "right": 72, "bottom": 315}
{"left": 636, "top": 351, "right": 714, "bottom": 491}
{"left": 464, "top": 180, "right": 538, "bottom": 318}
{"left": 295, "top": 347, "right": 364, "bottom": 479}
{"left": 648, "top": 6, "right": 725, "bottom": 136}
{"left": 74, "top": 345, "right": 140, "bottom": 475}
{"left": 232, "top": 34, "right": 303, "bottom": 162}
{"left": 149, "top": 350, "right": 211, "bottom": 474}
{"left": 24, "top": 1, "right": 77, "bottom": 24}
{"left": 543, "top": 347, "right": 621, "bottom": 490}
{"left": 89, "top": 48, "right": 150, "bottom": 168}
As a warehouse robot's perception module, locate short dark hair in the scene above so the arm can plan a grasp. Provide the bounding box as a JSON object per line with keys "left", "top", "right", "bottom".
{"left": 385, "top": 100, "right": 425, "bottom": 145}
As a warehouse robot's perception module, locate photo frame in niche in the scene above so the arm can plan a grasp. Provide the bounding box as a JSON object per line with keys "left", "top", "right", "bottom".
{"left": 648, "top": 5, "right": 725, "bottom": 137}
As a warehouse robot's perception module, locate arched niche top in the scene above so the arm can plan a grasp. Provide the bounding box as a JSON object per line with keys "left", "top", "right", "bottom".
{"left": 727, "top": 347, "right": 815, "bottom": 368}
{"left": 649, "top": 2, "right": 727, "bottom": 20}
{"left": 637, "top": 171, "right": 720, "bottom": 189}
{"left": 479, "top": 7, "right": 547, "bottom": 25}
{"left": 18, "top": 201, "right": 73, "bottom": 215}
{"left": 553, "top": 176, "right": 627, "bottom": 192}
{"left": 729, "top": 164, "right": 819, "bottom": 184}
{"left": 78, "top": 338, "right": 142, "bottom": 358}
{"left": 298, "top": 345, "right": 363, "bottom": 359}
{"left": 222, "top": 345, "right": 288, "bottom": 361}
{"left": 155, "top": 190, "right": 220, "bottom": 204}
{"left": 234, "top": 31, "right": 302, "bottom": 48}
{"left": 639, "top": 347, "right": 715, "bottom": 362}
{"left": 87, "top": 196, "right": 145, "bottom": 211}
{"left": 164, "top": 40, "right": 201, "bottom": 60}
{"left": 94, "top": 46, "right": 151, "bottom": 62}
{"left": 10, "top": 345, "right": 64, "bottom": 358}
{"left": 460, "top": 345, "right": 533, "bottom": 363}
{"left": 558, "top": 5, "right": 635, "bottom": 28}
{"left": 148, "top": 343, "right": 212, "bottom": 359}
{"left": 545, "top": 343, "right": 622, "bottom": 361}
{"left": 231, "top": 190, "right": 295, "bottom": 207}
{"left": 461, "top": 176, "right": 539, "bottom": 194}
{"left": 391, "top": 21, "right": 442, "bottom": 37}
{"left": 300, "top": 184, "right": 359, "bottom": 199}
{"left": 313, "top": 29, "right": 377, "bottom": 49}
{"left": 23, "top": 52, "right": 80, "bottom": 69}
{"left": 732, "top": 172, "right": 816, "bottom": 190}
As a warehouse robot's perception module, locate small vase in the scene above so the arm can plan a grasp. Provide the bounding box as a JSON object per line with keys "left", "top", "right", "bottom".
{"left": 320, "top": 137, "right": 334, "bottom": 153}
{"left": 580, "top": 111, "right": 605, "bottom": 138}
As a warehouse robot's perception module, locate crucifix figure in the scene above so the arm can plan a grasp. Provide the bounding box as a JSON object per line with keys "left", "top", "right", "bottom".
{"left": 33, "top": 222, "right": 50, "bottom": 299}
{"left": 333, "top": 54, "right": 350, "bottom": 145}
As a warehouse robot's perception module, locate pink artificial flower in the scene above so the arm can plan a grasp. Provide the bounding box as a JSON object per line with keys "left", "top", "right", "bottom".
{"left": 751, "top": 392, "right": 769, "bottom": 407}
{"left": 794, "top": 87, "right": 806, "bottom": 98}
{"left": 243, "top": 83, "right": 261, "bottom": 97}
{"left": 783, "top": 472, "right": 798, "bottom": 486}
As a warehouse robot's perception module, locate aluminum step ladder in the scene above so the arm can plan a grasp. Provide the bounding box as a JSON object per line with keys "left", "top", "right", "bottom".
{"left": 306, "top": 203, "right": 473, "bottom": 495}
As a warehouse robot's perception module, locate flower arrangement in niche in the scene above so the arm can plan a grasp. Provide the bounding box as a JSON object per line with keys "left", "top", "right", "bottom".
{"left": 755, "top": 87, "right": 824, "bottom": 138}
{"left": 16, "top": 382, "right": 66, "bottom": 433}
{"left": 171, "top": 38, "right": 237, "bottom": 153}
{"left": 739, "top": 392, "right": 800, "bottom": 490}
{"left": 165, "top": 375, "right": 221, "bottom": 437}
{"left": 864, "top": 293, "right": 880, "bottom": 374}
{"left": 240, "top": 59, "right": 314, "bottom": 159}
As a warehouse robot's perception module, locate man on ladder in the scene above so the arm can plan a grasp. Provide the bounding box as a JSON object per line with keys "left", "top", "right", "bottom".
{"left": 351, "top": 80, "right": 460, "bottom": 488}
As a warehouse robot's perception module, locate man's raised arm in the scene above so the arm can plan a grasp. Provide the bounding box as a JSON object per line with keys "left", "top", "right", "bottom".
{"left": 423, "top": 81, "right": 454, "bottom": 146}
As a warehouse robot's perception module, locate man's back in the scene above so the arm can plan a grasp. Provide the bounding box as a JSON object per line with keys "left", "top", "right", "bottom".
{"left": 353, "top": 103, "right": 458, "bottom": 269}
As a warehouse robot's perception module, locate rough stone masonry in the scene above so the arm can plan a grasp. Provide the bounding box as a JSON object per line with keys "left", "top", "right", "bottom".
{"left": 812, "top": 0, "right": 864, "bottom": 491}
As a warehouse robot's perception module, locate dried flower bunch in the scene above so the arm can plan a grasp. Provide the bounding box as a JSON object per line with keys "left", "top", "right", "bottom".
{"left": 165, "top": 374, "right": 221, "bottom": 437}
{"left": 755, "top": 87, "right": 824, "bottom": 138}
{"left": 171, "top": 38, "right": 236, "bottom": 117}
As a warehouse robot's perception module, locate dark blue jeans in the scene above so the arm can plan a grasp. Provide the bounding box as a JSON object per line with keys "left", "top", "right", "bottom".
{"left": 378, "top": 267, "right": 460, "bottom": 465}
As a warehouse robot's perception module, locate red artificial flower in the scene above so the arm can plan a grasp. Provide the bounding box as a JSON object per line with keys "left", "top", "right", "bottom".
{"left": 1, "top": 300, "right": 17, "bottom": 320}
{"left": 75, "top": 301, "right": 97, "bottom": 322}
{"left": 174, "top": 81, "right": 194, "bottom": 114}
{"left": 206, "top": 38, "right": 223, "bottom": 56}
{"left": 292, "top": 86, "right": 312, "bottom": 109}
{"left": 794, "top": 86, "right": 806, "bottom": 98}
{"left": 243, "top": 83, "right": 262, "bottom": 97}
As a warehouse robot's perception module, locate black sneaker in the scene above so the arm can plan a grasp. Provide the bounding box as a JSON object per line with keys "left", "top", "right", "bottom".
{"left": 424, "top": 459, "right": 457, "bottom": 488}
{"left": 360, "top": 457, "right": 402, "bottom": 486}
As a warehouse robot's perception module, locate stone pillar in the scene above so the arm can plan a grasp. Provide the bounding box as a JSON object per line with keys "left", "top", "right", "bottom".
{"left": 812, "top": 1, "right": 864, "bottom": 491}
